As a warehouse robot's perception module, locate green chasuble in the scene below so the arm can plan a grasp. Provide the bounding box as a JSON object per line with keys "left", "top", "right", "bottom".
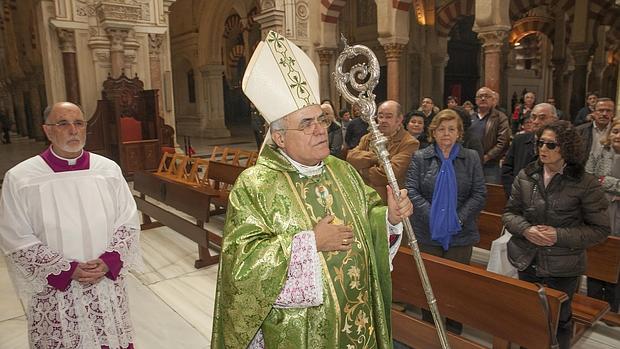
{"left": 211, "top": 145, "right": 394, "bottom": 349}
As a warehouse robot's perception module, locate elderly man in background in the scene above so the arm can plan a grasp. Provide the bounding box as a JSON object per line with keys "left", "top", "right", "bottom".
{"left": 0, "top": 102, "right": 140, "bottom": 348}
{"left": 574, "top": 92, "right": 598, "bottom": 126}
{"left": 347, "top": 100, "right": 419, "bottom": 203}
{"left": 211, "top": 31, "right": 412, "bottom": 349}
{"left": 512, "top": 91, "right": 536, "bottom": 134}
{"left": 501, "top": 102, "right": 559, "bottom": 197}
{"left": 577, "top": 98, "right": 615, "bottom": 161}
{"left": 470, "top": 87, "right": 511, "bottom": 184}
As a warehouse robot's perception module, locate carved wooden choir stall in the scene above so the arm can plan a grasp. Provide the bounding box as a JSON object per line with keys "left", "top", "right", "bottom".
{"left": 85, "top": 73, "right": 174, "bottom": 176}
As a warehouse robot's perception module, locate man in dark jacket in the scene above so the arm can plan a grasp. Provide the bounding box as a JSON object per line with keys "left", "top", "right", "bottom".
{"left": 576, "top": 98, "right": 615, "bottom": 163}
{"left": 470, "top": 87, "right": 511, "bottom": 184}
{"left": 501, "top": 103, "right": 558, "bottom": 197}
{"left": 573, "top": 92, "right": 598, "bottom": 125}
{"left": 344, "top": 104, "right": 368, "bottom": 149}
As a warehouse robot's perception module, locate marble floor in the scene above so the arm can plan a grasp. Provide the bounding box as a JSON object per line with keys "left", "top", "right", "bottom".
{"left": 1, "top": 134, "right": 619, "bottom": 348}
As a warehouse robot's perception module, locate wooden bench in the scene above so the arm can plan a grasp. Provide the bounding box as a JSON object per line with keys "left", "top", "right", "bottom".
{"left": 484, "top": 183, "right": 506, "bottom": 215}
{"left": 392, "top": 247, "right": 568, "bottom": 348}
{"left": 476, "top": 212, "right": 617, "bottom": 341}
{"left": 476, "top": 211, "right": 503, "bottom": 251}
{"left": 583, "top": 236, "right": 620, "bottom": 329}
{"left": 134, "top": 161, "right": 247, "bottom": 268}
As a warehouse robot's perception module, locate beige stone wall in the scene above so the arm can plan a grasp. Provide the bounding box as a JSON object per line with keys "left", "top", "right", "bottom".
{"left": 38, "top": 0, "right": 177, "bottom": 128}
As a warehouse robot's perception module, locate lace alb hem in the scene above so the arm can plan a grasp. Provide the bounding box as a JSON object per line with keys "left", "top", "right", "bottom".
{"left": 26, "top": 276, "right": 134, "bottom": 349}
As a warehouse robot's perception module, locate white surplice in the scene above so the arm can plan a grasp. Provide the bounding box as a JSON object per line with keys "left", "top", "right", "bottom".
{"left": 0, "top": 153, "right": 140, "bottom": 349}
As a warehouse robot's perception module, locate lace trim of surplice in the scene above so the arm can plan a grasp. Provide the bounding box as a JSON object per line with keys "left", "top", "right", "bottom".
{"left": 6, "top": 225, "right": 139, "bottom": 349}
{"left": 105, "top": 225, "right": 142, "bottom": 274}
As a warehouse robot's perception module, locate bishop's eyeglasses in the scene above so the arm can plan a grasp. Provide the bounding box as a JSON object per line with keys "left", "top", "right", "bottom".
{"left": 280, "top": 114, "right": 332, "bottom": 135}
{"left": 44, "top": 120, "right": 87, "bottom": 130}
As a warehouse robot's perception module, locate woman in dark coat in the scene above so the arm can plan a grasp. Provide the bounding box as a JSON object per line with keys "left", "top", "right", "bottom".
{"left": 503, "top": 120, "right": 610, "bottom": 349}
{"left": 405, "top": 108, "right": 487, "bottom": 334}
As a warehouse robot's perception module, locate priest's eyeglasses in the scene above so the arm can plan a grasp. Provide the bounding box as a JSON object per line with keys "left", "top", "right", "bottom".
{"left": 44, "top": 120, "right": 87, "bottom": 130}
{"left": 283, "top": 114, "right": 332, "bottom": 135}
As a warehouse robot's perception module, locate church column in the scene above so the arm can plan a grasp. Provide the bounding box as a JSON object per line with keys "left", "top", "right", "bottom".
{"left": 588, "top": 26, "right": 607, "bottom": 94}
{"left": 568, "top": 0, "right": 592, "bottom": 118}
{"left": 13, "top": 83, "right": 27, "bottom": 136}
{"left": 430, "top": 52, "right": 448, "bottom": 105}
{"left": 476, "top": 30, "right": 508, "bottom": 93}
{"left": 381, "top": 43, "right": 406, "bottom": 102}
{"left": 28, "top": 80, "right": 45, "bottom": 141}
{"left": 316, "top": 48, "right": 334, "bottom": 101}
{"left": 56, "top": 29, "right": 81, "bottom": 105}
{"left": 568, "top": 43, "right": 591, "bottom": 118}
{"left": 254, "top": 5, "right": 285, "bottom": 39}
{"left": 105, "top": 28, "right": 129, "bottom": 78}
{"left": 196, "top": 64, "right": 230, "bottom": 138}
{"left": 551, "top": 58, "right": 567, "bottom": 119}
{"left": 148, "top": 33, "right": 164, "bottom": 116}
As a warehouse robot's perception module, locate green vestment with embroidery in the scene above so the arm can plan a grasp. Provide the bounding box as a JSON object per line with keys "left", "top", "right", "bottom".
{"left": 211, "top": 145, "right": 393, "bottom": 348}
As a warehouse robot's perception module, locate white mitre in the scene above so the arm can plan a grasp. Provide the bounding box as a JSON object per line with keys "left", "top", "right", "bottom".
{"left": 242, "top": 30, "right": 320, "bottom": 125}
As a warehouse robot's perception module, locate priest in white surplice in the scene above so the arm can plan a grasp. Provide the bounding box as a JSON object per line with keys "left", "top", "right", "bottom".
{"left": 0, "top": 102, "right": 140, "bottom": 349}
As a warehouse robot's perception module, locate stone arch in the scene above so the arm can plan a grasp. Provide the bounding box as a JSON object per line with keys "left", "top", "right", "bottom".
{"left": 320, "top": 0, "right": 347, "bottom": 23}
{"left": 436, "top": 0, "right": 475, "bottom": 37}
{"left": 509, "top": 15, "right": 554, "bottom": 45}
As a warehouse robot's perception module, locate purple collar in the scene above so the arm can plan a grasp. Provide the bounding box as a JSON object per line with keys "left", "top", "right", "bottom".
{"left": 39, "top": 147, "right": 90, "bottom": 172}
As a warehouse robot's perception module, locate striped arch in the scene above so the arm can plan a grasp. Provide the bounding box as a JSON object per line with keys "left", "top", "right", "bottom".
{"left": 436, "top": 0, "right": 475, "bottom": 37}
{"left": 320, "top": 0, "right": 347, "bottom": 23}
{"left": 392, "top": 0, "right": 413, "bottom": 11}
{"left": 509, "top": 16, "right": 554, "bottom": 45}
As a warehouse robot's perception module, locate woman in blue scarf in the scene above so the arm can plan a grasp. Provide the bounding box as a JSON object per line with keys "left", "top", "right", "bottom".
{"left": 405, "top": 109, "right": 487, "bottom": 334}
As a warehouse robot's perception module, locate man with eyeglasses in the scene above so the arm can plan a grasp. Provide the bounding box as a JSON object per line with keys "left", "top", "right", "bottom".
{"left": 470, "top": 86, "right": 511, "bottom": 184}
{"left": 211, "top": 31, "right": 413, "bottom": 349}
{"left": 576, "top": 98, "right": 616, "bottom": 162}
{"left": 0, "top": 101, "right": 140, "bottom": 348}
{"left": 501, "top": 103, "right": 559, "bottom": 197}
{"left": 347, "top": 100, "right": 419, "bottom": 203}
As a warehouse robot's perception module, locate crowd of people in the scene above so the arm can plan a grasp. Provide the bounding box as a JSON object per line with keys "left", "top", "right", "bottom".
{"left": 0, "top": 29, "right": 616, "bottom": 349}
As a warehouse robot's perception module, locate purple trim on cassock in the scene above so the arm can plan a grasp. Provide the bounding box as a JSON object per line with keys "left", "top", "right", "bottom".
{"left": 99, "top": 251, "right": 123, "bottom": 281}
{"left": 47, "top": 261, "right": 79, "bottom": 291}
{"left": 39, "top": 147, "right": 90, "bottom": 172}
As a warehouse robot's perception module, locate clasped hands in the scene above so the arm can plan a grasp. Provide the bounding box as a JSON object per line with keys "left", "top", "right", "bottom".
{"left": 315, "top": 187, "right": 412, "bottom": 252}
{"left": 71, "top": 258, "right": 109, "bottom": 284}
{"left": 524, "top": 225, "right": 558, "bottom": 246}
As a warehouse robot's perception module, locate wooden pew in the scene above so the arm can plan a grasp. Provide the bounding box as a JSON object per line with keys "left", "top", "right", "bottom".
{"left": 392, "top": 248, "right": 568, "bottom": 348}
{"left": 581, "top": 236, "right": 620, "bottom": 329}
{"left": 476, "top": 211, "right": 503, "bottom": 251}
{"left": 477, "top": 213, "right": 617, "bottom": 340}
{"left": 134, "top": 171, "right": 223, "bottom": 268}
{"left": 484, "top": 184, "right": 506, "bottom": 215}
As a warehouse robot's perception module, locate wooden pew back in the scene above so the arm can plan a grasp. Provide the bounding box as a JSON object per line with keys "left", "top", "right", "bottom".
{"left": 476, "top": 211, "right": 503, "bottom": 250}
{"left": 392, "top": 248, "right": 567, "bottom": 349}
{"left": 586, "top": 236, "right": 620, "bottom": 284}
{"left": 484, "top": 183, "right": 506, "bottom": 214}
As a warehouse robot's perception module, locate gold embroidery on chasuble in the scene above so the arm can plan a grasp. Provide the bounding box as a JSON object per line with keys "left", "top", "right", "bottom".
{"left": 290, "top": 171, "right": 378, "bottom": 348}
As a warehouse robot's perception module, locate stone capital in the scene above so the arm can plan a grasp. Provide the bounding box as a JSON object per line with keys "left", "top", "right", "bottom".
{"left": 382, "top": 43, "right": 406, "bottom": 61}
{"left": 148, "top": 34, "right": 165, "bottom": 57}
{"left": 477, "top": 30, "right": 509, "bottom": 54}
{"left": 568, "top": 42, "right": 592, "bottom": 66}
{"left": 105, "top": 27, "right": 130, "bottom": 51}
{"left": 254, "top": 8, "right": 285, "bottom": 39}
{"left": 56, "top": 29, "right": 77, "bottom": 53}
{"left": 200, "top": 64, "right": 225, "bottom": 77}
{"left": 316, "top": 48, "right": 335, "bottom": 65}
